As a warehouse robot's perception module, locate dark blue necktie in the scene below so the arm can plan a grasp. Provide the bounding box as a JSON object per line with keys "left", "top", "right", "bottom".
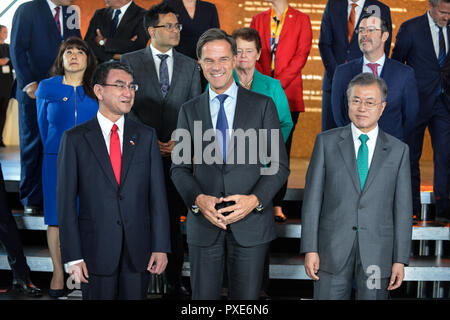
{"left": 216, "top": 94, "right": 229, "bottom": 163}
{"left": 110, "top": 9, "right": 121, "bottom": 37}
{"left": 438, "top": 25, "right": 447, "bottom": 68}
{"left": 157, "top": 54, "right": 170, "bottom": 98}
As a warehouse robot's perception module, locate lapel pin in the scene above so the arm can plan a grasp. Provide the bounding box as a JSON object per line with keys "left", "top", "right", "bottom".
{"left": 130, "top": 140, "right": 135, "bottom": 146}
{"left": 289, "top": 14, "right": 292, "bottom": 18}
{"left": 364, "top": 7, "right": 368, "bottom": 12}
{"left": 63, "top": 97, "right": 68, "bottom": 101}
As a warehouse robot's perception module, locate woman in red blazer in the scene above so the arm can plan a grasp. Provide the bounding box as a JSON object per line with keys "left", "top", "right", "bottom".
{"left": 250, "top": 0, "right": 312, "bottom": 221}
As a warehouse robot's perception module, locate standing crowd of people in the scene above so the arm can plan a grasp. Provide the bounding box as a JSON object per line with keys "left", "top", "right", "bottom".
{"left": 0, "top": 0, "right": 448, "bottom": 300}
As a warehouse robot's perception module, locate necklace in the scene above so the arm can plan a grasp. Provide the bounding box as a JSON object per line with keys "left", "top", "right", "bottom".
{"left": 240, "top": 77, "right": 253, "bottom": 89}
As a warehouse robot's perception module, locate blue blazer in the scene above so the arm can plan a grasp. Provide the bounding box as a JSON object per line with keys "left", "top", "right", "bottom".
{"left": 319, "top": 0, "right": 392, "bottom": 79}
{"left": 391, "top": 13, "right": 450, "bottom": 115}
{"left": 331, "top": 58, "right": 419, "bottom": 141}
{"left": 10, "top": 0, "right": 81, "bottom": 91}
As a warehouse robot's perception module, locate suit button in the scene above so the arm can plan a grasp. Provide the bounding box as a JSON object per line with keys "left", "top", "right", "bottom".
{"left": 352, "top": 226, "right": 357, "bottom": 231}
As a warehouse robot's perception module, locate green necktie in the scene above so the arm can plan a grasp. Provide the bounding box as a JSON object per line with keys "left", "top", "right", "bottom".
{"left": 357, "top": 134, "right": 369, "bottom": 190}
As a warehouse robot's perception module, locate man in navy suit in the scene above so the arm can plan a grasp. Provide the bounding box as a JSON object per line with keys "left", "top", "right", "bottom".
{"left": 10, "top": 0, "right": 81, "bottom": 214}
{"left": 331, "top": 14, "right": 419, "bottom": 142}
{"left": 392, "top": 0, "right": 450, "bottom": 222}
{"left": 57, "top": 61, "right": 171, "bottom": 300}
{"left": 319, "top": 0, "right": 391, "bottom": 131}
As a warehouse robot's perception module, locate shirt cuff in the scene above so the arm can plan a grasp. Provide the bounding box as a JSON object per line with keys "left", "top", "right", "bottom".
{"left": 22, "top": 81, "right": 37, "bottom": 92}
{"left": 64, "top": 259, "right": 84, "bottom": 273}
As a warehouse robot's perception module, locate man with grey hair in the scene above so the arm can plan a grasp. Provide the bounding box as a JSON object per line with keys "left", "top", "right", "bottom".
{"left": 171, "top": 28, "right": 289, "bottom": 300}
{"left": 392, "top": 0, "right": 450, "bottom": 223}
{"left": 301, "top": 72, "right": 412, "bottom": 299}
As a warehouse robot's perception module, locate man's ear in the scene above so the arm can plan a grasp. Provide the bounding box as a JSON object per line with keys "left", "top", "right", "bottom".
{"left": 93, "top": 84, "right": 103, "bottom": 101}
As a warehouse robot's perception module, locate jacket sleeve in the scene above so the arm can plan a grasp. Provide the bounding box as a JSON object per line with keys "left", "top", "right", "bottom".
{"left": 36, "top": 84, "right": 49, "bottom": 144}
{"left": 318, "top": 2, "right": 338, "bottom": 78}
{"left": 331, "top": 66, "right": 350, "bottom": 127}
{"left": 272, "top": 80, "right": 293, "bottom": 142}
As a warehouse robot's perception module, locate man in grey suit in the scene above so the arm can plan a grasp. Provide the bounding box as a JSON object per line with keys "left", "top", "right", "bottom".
{"left": 301, "top": 73, "right": 412, "bottom": 300}
{"left": 170, "top": 28, "right": 289, "bottom": 300}
{"left": 121, "top": 2, "right": 201, "bottom": 298}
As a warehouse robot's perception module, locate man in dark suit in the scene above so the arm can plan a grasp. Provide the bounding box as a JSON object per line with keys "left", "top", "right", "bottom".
{"left": 331, "top": 14, "right": 419, "bottom": 142}
{"left": 85, "top": 0, "right": 149, "bottom": 63}
{"left": 301, "top": 73, "right": 412, "bottom": 299}
{"left": 170, "top": 29, "right": 290, "bottom": 300}
{"left": 121, "top": 2, "right": 201, "bottom": 298}
{"left": 319, "top": 0, "right": 391, "bottom": 131}
{"left": 57, "top": 61, "right": 171, "bottom": 300}
{"left": 0, "top": 163, "right": 42, "bottom": 297}
{"left": 10, "top": 0, "right": 81, "bottom": 214}
{"left": 391, "top": 0, "right": 450, "bottom": 222}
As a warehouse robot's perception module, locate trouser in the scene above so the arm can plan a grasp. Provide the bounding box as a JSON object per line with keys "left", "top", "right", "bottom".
{"left": 0, "top": 97, "right": 9, "bottom": 142}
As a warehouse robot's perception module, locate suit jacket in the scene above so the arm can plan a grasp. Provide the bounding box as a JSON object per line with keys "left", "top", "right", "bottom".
{"left": 170, "top": 86, "right": 290, "bottom": 247}
{"left": 331, "top": 57, "right": 419, "bottom": 141}
{"left": 319, "top": 0, "right": 392, "bottom": 80}
{"left": 250, "top": 6, "right": 312, "bottom": 112}
{"left": 57, "top": 117, "right": 171, "bottom": 275}
{"left": 121, "top": 47, "right": 201, "bottom": 142}
{"left": 84, "top": 1, "right": 149, "bottom": 63}
{"left": 391, "top": 13, "right": 450, "bottom": 115}
{"left": 232, "top": 69, "right": 292, "bottom": 142}
{"left": 300, "top": 125, "right": 412, "bottom": 278}
{"left": 10, "top": 0, "right": 81, "bottom": 91}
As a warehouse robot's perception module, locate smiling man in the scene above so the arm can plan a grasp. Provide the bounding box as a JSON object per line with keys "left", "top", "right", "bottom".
{"left": 57, "top": 61, "right": 171, "bottom": 300}
{"left": 301, "top": 72, "right": 412, "bottom": 300}
{"left": 170, "top": 28, "right": 289, "bottom": 300}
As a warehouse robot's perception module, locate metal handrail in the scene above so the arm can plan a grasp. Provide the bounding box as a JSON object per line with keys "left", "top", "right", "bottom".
{"left": 0, "top": 0, "right": 20, "bottom": 19}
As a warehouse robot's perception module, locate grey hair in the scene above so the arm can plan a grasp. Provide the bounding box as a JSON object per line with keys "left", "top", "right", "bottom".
{"left": 429, "top": 0, "right": 450, "bottom": 6}
{"left": 346, "top": 72, "right": 388, "bottom": 102}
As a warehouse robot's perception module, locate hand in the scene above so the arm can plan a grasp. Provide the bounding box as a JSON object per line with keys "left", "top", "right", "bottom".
{"left": 387, "top": 263, "right": 404, "bottom": 290}
{"left": 304, "top": 252, "right": 320, "bottom": 280}
{"left": 147, "top": 252, "right": 168, "bottom": 274}
{"left": 195, "top": 194, "right": 227, "bottom": 230}
{"left": 158, "top": 140, "right": 175, "bottom": 157}
{"left": 130, "top": 35, "right": 138, "bottom": 42}
{"left": 0, "top": 58, "right": 9, "bottom": 66}
{"left": 95, "top": 29, "right": 106, "bottom": 46}
{"left": 68, "top": 261, "right": 89, "bottom": 284}
{"left": 112, "top": 54, "right": 122, "bottom": 60}
{"left": 217, "top": 194, "right": 259, "bottom": 225}
{"left": 25, "top": 82, "right": 38, "bottom": 99}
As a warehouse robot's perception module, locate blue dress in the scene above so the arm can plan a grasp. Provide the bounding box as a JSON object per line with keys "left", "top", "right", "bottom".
{"left": 36, "top": 75, "right": 98, "bottom": 226}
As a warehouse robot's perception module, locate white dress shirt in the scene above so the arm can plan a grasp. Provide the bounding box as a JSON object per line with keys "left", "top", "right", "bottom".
{"left": 427, "top": 10, "right": 449, "bottom": 59}
{"left": 111, "top": 0, "right": 133, "bottom": 28}
{"left": 65, "top": 111, "right": 125, "bottom": 271}
{"left": 362, "top": 54, "right": 386, "bottom": 76}
{"left": 208, "top": 81, "right": 238, "bottom": 139}
{"left": 150, "top": 44, "right": 174, "bottom": 84}
{"left": 348, "top": 0, "right": 365, "bottom": 30}
{"left": 351, "top": 122, "right": 379, "bottom": 168}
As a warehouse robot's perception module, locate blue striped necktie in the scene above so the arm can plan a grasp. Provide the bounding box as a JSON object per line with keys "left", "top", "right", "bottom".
{"left": 216, "top": 94, "right": 229, "bottom": 163}
{"left": 110, "top": 9, "right": 121, "bottom": 37}
{"left": 438, "top": 25, "right": 447, "bottom": 68}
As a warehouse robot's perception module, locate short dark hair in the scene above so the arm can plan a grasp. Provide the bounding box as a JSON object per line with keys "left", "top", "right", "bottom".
{"left": 0, "top": 25, "right": 6, "bottom": 31}
{"left": 51, "top": 37, "right": 98, "bottom": 99}
{"left": 91, "top": 61, "right": 134, "bottom": 89}
{"left": 359, "top": 13, "right": 389, "bottom": 33}
{"left": 196, "top": 28, "right": 237, "bottom": 59}
{"left": 346, "top": 72, "right": 388, "bottom": 102}
{"left": 143, "top": 2, "right": 177, "bottom": 36}
{"left": 231, "top": 27, "right": 262, "bottom": 52}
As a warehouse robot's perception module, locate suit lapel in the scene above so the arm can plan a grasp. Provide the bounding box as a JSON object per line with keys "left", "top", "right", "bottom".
{"left": 84, "top": 118, "right": 119, "bottom": 189}
{"left": 338, "top": 126, "right": 361, "bottom": 193}
{"left": 165, "top": 50, "right": 183, "bottom": 99}
{"left": 115, "top": 2, "right": 136, "bottom": 35}
{"left": 226, "top": 87, "right": 250, "bottom": 161}
{"left": 362, "top": 129, "right": 390, "bottom": 192}
{"left": 141, "top": 46, "right": 164, "bottom": 102}
{"left": 39, "top": 0, "right": 62, "bottom": 42}
{"left": 119, "top": 118, "right": 137, "bottom": 187}
{"left": 420, "top": 14, "right": 441, "bottom": 67}
{"left": 338, "top": 0, "right": 349, "bottom": 44}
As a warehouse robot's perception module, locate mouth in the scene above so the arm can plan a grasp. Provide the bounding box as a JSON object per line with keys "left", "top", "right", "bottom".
{"left": 210, "top": 72, "right": 226, "bottom": 78}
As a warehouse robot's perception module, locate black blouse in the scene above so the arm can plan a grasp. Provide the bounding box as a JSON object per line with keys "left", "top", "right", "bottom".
{"left": 0, "top": 44, "right": 13, "bottom": 98}
{"left": 165, "top": 0, "right": 220, "bottom": 59}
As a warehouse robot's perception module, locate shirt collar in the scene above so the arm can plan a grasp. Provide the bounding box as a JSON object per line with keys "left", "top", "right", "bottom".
{"left": 363, "top": 54, "right": 386, "bottom": 68}
{"left": 348, "top": 0, "right": 365, "bottom": 8}
{"left": 150, "top": 43, "right": 174, "bottom": 58}
{"left": 47, "top": 0, "right": 59, "bottom": 12}
{"left": 427, "top": 10, "right": 446, "bottom": 31}
{"left": 97, "top": 111, "right": 125, "bottom": 136}
{"left": 114, "top": 0, "right": 133, "bottom": 16}
{"left": 208, "top": 80, "right": 238, "bottom": 104}
{"left": 351, "top": 122, "right": 379, "bottom": 143}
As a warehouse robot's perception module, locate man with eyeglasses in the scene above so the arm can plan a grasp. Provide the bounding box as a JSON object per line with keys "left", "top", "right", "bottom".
{"left": 85, "top": 0, "right": 149, "bottom": 63}
{"left": 301, "top": 72, "right": 412, "bottom": 300}
{"left": 56, "top": 61, "right": 171, "bottom": 300}
{"left": 392, "top": 0, "right": 450, "bottom": 223}
{"left": 121, "top": 1, "right": 201, "bottom": 299}
{"left": 331, "top": 13, "right": 419, "bottom": 143}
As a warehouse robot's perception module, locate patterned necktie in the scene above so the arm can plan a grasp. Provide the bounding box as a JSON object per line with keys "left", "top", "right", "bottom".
{"left": 348, "top": 3, "right": 357, "bottom": 43}
{"left": 215, "top": 94, "right": 229, "bottom": 163}
{"left": 438, "top": 25, "right": 447, "bottom": 68}
{"left": 157, "top": 54, "right": 170, "bottom": 98}
{"left": 110, "top": 9, "right": 121, "bottom": 37}
{"left": 54, "top": 6, "right": 61, "bottom": 34}
{"left": 110, "top": 124, "right": 121, "bottom": 185}
{"left": 357, "top": 134, "right": 369, "bottom": 190}
{"left": 366, "top": 63, "right": 379, "bottom": 77}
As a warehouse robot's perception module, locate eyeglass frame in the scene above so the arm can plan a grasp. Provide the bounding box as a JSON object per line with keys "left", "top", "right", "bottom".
{"left": 152, "top": 23, "right": 183, "bottom": 32}
{"left": 356, "top": 27, "right": 383, "bottom": 35}
{"left": 99, "top": 83, "right": 139, "bottom": 92}
{"left": 348, "top": 97, "right": 384, "bottom": 110}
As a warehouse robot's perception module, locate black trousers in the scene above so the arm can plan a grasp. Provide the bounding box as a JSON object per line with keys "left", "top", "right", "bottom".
{"left": 0, "top": 97, "right": 9, "bottom": 142}
{"left": 0, "top": 163, "right": 30, "bottom": 280}
{"left": 189, "top": 230, "right": 269, "bottom": 300}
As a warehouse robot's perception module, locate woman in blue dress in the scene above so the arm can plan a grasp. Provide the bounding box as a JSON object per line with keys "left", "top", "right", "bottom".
{"left": 36, "top": 37, "right": 98, "bottom": 298}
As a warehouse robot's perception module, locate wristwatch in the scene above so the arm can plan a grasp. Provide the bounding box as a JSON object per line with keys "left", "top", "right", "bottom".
{"left": 255, "top": 200, "right": 263, "bottom": 212}
{"left": 99, "top": 39, "right": 105, "bottom": 46}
